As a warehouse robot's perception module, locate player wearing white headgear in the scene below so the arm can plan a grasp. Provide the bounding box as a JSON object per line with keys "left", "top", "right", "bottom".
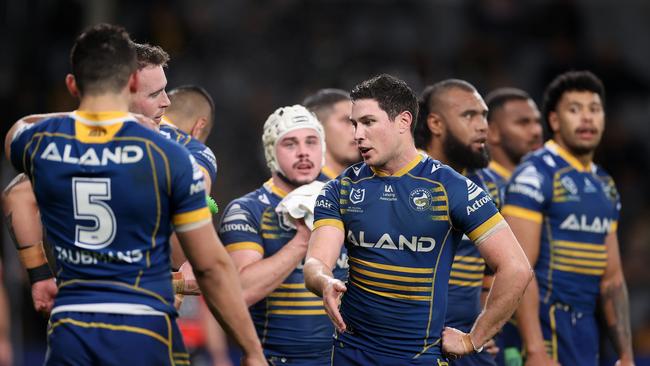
{"left": 262, "top": 104, "right": 326, "bottom": 186}
{"left": 218, "top": 105, "right": 348, "bottom": 365}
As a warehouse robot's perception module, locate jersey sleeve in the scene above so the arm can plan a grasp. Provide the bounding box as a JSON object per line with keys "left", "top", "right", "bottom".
{"left": 313, "top": 178, "right": 343, "bottom": 231}
{"left": 447, "top": 169, "right": 503, "bottom": 245}
{"left": 9, "top": 122, "right": 39, "bottom": 174}
{"left": 169, "top": 151, "right": 211, "bottom": 232}
{"left": 218, "top": 199, "right": 263, "bottom": 255}
{"left": 501, "top": 160, "right": 552, "bottom": 224}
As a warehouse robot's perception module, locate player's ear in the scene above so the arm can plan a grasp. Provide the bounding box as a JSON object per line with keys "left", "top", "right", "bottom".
{"left": 427, "top": 112, "right": 444, "bottom": 137}
{"left": 548, "top": 111, "right": 560, "bottom": 133}
{"left": 65, "top": 74, "right": 79, "bottom": 98}
{"left": 397, "top": 111, "right": 412, "bottom": 134}
{"left": 128, "top": 71, "right": 138, "bottom": 94}
{"left": 191, "top": 117, "right": 207, "bottom": 140}
{"left": 487, "top": 121, "right": 500, "bottom": 145}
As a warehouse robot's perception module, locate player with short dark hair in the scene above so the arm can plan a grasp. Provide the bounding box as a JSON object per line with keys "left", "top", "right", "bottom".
{"left": 4, "top": 23, "right": 265, "bottom": 366}
{"left": 503, "top": 70, "right": 634, "bottom": 366}
{"left": 304, "top": 74, "right": 532, "bottom": 365}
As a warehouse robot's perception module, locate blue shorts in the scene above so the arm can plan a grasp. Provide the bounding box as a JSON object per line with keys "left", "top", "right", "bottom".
{"left": 45, "top": 311, "right": 187, "bottom": 366}
{"left": 540, "top": 302, "right": 599, "bottom": 365}
{"left": 331, "top": 340, "right": 449, "bottom": 366}
{"left": 495, "top": 321, "right": 523, "bottom": 366}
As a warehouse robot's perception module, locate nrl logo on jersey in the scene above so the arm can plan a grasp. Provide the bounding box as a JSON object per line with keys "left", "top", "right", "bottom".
{"left": 347, "top": 230, "right": 436, "bottom": 252}
{"left": 559, "top": 214, "right": 613, "bottom": 234}
{"left": 349, "top": 188, "right": 365, "bottom": 204}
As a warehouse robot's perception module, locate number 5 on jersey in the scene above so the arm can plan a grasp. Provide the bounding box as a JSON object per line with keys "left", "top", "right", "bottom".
{"left": 72, "top": 177, "right": 116, "bottom": 249}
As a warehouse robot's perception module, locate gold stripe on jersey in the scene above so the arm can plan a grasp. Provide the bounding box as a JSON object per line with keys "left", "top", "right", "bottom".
{"left": 172, "top": 207, "right": 211, "bottom": 227}
{"left": 351, "top": 274, "right": 432, "bottom": 292}
{"left": 264, "top": 179, "right": 288, "bottom": 198}
{"left": 488, "top": 161, "right": 512, "bottom": 181}
{"left": 49, "top": 317, "right": 169, "bottom": 345}
{"left": 146, "top": 144, "right": 162, "bottom": 255}
{"left": 74, "top": 120, "right": 125, "bottom": 143}
{"left": 348, "top": 257, "right": 433, "bottom": 274}
{"left": 262, "top": 233, "right": 280, "bottom": 239}
{"left": 554, "top": 240, "right": 606, "bottom": 252}
{"left": 448, "top": 279, "right": 483, "bottom": 287}
{"left": 321, "top": 165, "right": 338, "bottom": 179}
{"left": 225, "top": 241, "right": 264, "bottom": 255}
{"left": 278, "top": 283, "right": 306, "bottom": 289}
{"left": 352, "top": 267, "right": 432, "bottom": 283}
{"left": 467, "top": 212, "right": 504, "bottom": 242}
{"left": 371, "top": 154, "right": 422, "bottom": 177}
{"left": 267, "top": 300, "right": 323, "bottom": 307}
{"left": 452, "top": 262, "right": 484, "bottom": 271}
{"left": 554, "top": 248, "right": 607, "bottom": 259}
{"left": 353, "top": 281, "right": 431, "bottom": 301}
{"left": 313, "top": 218, "right": 344, "bottom": 231}
{"left": 502, "top": 205, "right": 543, "bottom": 224}
{"left": 449, "top": 271, "right": 484, "bottom": 280}
{"left": 261, "top": 223, "right": 278, "bottom": 231}
{"left": 268, "top": 309, "right": 326, "bottom": 315}
{"left": 551, "top": 264, "right": 605, "bottom": 276}
{"left": 268, "top": 292, "right": 318, "bottom": 298}
{"left": 453, "top": 256, "right": 484, "bottom": 264}
{"left": 546, "top": 140, "right": 593, "bottom": 173}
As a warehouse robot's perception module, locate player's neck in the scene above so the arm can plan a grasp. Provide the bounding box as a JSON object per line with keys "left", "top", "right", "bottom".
{"left": 489, "top": 147, "right": 517, "bottom": 173}
{"left": 375, "top": 145, "right": 419, "bottom": 176}
{"left": 552, "top": 137, "right": 594, "bottom": 168}
{"left": 78, "top": 92, "right": 130, "bottom": 113}
{"left": 270, "top": 173, "right": 295, "bottom": 195}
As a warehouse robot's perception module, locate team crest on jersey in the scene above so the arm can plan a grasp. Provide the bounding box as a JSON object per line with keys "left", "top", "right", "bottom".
{"left": 408, "top": 188, "right": 432, "bottom": 211}
{"left": 349, "top": 188, "right": 366, "bottom": 204}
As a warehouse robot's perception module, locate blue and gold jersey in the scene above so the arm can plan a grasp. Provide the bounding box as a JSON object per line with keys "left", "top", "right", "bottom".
{"left": 9, "top": 111, "right": 211, "bottom": 315}
{"left": 502, "top": 140, "right": 620, "bottom": 313}
{"left": 445, "top": 168, "right": 501, "bottom": 331}
{"left": 313, "top": 154, "right": 503, "bottom": 359}
{"left": 218, "top": 179, "right": 348, "bottom": 358}
{"left": 485, "top": 161, "right": 511, "bottom": 209}
{"left": 160, "top": 117, "right": 217, "bottom": 183}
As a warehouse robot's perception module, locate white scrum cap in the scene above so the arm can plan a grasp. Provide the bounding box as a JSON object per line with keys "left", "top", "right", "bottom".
{"left": 262, "top": 104, "right": 326, "bottom": 174}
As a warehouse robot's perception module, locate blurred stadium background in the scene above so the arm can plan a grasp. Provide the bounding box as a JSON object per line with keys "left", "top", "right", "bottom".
{"left": 1, "top": 0, "right": 649, "bottom": 364}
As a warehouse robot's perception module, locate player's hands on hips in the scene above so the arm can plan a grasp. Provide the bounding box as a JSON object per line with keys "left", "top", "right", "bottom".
{"left": 524, "top": 350, "right": 560, "bottom": 366}
{"left": 484, "top": 338, "right": 499, "bottom": 356}
{"left": 31, "top": 278, "right": 57, "bottom": 316}
{"left": 323, "top": 277, "right": 347, "bottom": 332}
{"left": 441, "top": 327, "right": 475, "bottom": 359}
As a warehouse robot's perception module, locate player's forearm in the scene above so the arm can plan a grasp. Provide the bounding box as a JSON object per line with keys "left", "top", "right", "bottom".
{"left": 2, "top": 175, "right": 43, "bottom": 250}
{"left": 471, "top": 260, "right": 532, "bottom": 346}
{"left": 303, "top": 257, "right": 334, "bottom": 297}
{"left": 514, "top": 276, "right": 547, "bottom": 355}
{"left": 195, "top": 256, "right": 263, "bottom": 358}
{"left": 238, "top": 238, "right": 307, "bottom": 305}
{"left": 600, "top": 273, "right": 634, "bottom": 361}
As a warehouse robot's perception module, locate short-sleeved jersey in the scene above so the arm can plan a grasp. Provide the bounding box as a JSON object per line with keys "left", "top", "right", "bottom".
{"left": 502, "top": 140, "right": 620, "bottom": 313}
{"left": 445, "top": 168, "right": 501, "bottom": 331}
{"left": 313, "top": 154, "right": 503, "bottom": 359}
{"left": 218, "top": 179, "right": 348, "bottom": 358}
{"left": 10, "top": 111, "right": 210, "bottom": 315}
{"left": 160, "top": 117, "right": 217, "bottom": 183}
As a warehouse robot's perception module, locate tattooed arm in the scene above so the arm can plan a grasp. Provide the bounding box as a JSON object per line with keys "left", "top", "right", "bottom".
{"left": 2, "top": 174, "right": 58, "bottom": 315}
{"left": 600, "top": 231, "right": 635, "bottom": 366}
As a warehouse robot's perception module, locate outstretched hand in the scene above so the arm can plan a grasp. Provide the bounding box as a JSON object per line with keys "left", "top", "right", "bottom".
{"left": 322, "top": 278, "right": 347, "bottom": 332}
